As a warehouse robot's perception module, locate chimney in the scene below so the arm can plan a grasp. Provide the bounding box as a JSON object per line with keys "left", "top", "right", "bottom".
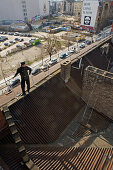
{"left": 60, "top": 60, "right": 71, "bottom": 83}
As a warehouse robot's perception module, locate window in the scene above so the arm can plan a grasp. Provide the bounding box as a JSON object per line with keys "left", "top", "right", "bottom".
{"left": 23, "top": 9, "right": 27, "bottom": 12}
{"left": 22, "top": 1, "right": 26, "bottom": 4}
{"left": 24, "top": 13, "right": 27, "bottom": 16}
{"left": 22, "top": 5, "right": 26, "bottom": 8}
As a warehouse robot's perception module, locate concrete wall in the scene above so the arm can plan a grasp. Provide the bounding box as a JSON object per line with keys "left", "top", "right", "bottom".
{"left": 0, "top": 0, "right": 24, "bottom": 21}
{"left": 0, "top": 0, "right": 49, "bottom": 21}
{"left": 82, "top": 66, "right": 113, "bottom": 120}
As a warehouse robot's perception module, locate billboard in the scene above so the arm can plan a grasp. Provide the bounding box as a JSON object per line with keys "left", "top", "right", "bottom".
{"left": 81, "top": 0, "right": 99, "bottom": 28}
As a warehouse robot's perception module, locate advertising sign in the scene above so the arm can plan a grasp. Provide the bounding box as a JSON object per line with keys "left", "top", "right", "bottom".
{"left": 81, "top": 0, "right": 99, "bottom": 28}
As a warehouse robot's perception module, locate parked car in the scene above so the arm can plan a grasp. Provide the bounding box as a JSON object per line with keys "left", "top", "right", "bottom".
{"left": 80, "top": 43, "right": 85, "bottom": 49}
{"left": 24, "top": 42, "right": 31, "bottom": 47}
{"left": 9, "top": 40, "right": 16, "bottom": 44}
{"left": 19, "top": 38, "right": 24, "bottom": 42}
{"left": 16, "top": 44, "right": 22, "bottom": 48}
{"left": 31, "top": 68, "right": 41, "bottom": 75}
{"left": 29, "top": 38, "right": 36, "bottom": 43}
{"left": 15, "top": 38, "right": 19, "bottom": 41}
{"left": 1, "top": 36, "right": 8, "bottom": 40}
{"left": 60, "top": 53, "right": 67, "bottom": 59}
{"left": 8, "top": 32, "right": 14, "bottom": 35}
{"left": 14, "top": 32, "right": 19, "bottom": 36}
{"left": 49, "top": 58, "right": 57, "bottom": 66}
{"left": 85, "top": 40, "right": 92, "bottom": 45}
{"left": 0, "top": 38, "right": 4, "bottom": 42}
{"left": 4, "top": 43, "right": 9, "bottom": 46}
{"left": 8, "top": 78, "right": 20, "bottom": 88}
{"left": 96, "top": 37, "right": 101, "bottom": 41}
{"left": 27, "top": 34, "right": 32, "bottom": 37}
{"left": 69, "top": 49, "right": 75, "bottom": 54}
{"left": 19, "top": 33, "right": 24, "bottom": 36}
{"left": 40, "top": 64, "right": 49, "bottom": 71}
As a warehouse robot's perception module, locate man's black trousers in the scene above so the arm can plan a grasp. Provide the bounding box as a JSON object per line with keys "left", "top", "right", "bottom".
{"left": 21, "top": 78, "right": 30, "bottom": 95}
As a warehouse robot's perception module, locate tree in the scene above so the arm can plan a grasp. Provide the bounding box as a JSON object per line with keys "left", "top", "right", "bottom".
{"left": 40, "top": 46, "right": 46, "bottom": 65}
{"left": 0, "top": 55, "right": 8, "bottom": 86}
{"left": 45, "top": 35, "right": 61, "bottom": 61}
{"left": 66, "top": 32, "right": 72, "bottom": 51}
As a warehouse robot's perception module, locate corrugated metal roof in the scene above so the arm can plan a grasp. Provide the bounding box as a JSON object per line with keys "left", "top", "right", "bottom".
{"left": 26, "top": 146, "right": 113, "bottom": 170}
{"left": 9, "top": 76, "right": 83, "bottom": 144}
{"left": 0, "top": 145, "right": 27, "bottom": 170}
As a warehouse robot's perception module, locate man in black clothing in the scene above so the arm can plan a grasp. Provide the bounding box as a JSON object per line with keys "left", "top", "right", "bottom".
{"left": 14, "top": 61, "right": 32, "bottom": 96}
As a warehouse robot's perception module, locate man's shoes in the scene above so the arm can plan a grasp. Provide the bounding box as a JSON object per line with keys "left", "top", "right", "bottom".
{"left": 21, "top": 93, "right": 26, "bottom": 96}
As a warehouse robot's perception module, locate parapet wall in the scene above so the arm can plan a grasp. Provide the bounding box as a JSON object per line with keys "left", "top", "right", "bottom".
{"left": 82, "top": 66, "right": 113, "bottom": 120}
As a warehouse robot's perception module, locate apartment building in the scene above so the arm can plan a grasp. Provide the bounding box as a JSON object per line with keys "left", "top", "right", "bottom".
{"left": 0, "top": 0, "right": 49, "bottom": 22}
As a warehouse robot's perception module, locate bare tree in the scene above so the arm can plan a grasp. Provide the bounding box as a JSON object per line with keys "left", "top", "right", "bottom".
{"left": 66, "top": 32, "right": 72, "bottom": 51}
{"left": 45, "top": 35, "right": 61, "bottom": 61}
{"left": 0, "top": 55, "right": 8, "bottom": 86}
{"left": 40, "top": 46, "right": 45, "bottom": 65}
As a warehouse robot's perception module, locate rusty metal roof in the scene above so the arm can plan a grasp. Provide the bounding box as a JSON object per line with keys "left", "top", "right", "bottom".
{"left": 26, "top": 146, "right": 113, "bottom": 170}
{"left": 8, "top": 76, "right": 83, "bottom": 144}
{"left": 0, "top": 145, "right": 27, "bottom": 170}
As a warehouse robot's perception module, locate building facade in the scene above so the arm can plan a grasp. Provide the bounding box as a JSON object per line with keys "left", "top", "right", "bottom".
{"left": 81, "top": 0, "right": 113, "bottom": 33}
{"left": 62, "top": 0, "right": 83, "bottom": 18}
{"left": 73, "top": 1, "right": 83, "bottom": 17}
{"left": 63, "top": 0, "right": 74, "bottom": 15}
{"left": 0, "top": 0, "right": 49, "bottom": 22}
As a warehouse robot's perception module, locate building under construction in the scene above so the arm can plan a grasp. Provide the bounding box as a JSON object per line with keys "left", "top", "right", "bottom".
{"left": 1, "top": 35, "right": 113, "bottom": 169}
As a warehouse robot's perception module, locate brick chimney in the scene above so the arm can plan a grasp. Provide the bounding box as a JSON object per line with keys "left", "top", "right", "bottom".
{"left": 60, "top": 60, "right": 71, "bottom": 83}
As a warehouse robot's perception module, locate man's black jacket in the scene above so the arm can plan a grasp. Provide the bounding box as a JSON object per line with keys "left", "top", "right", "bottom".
{"left": 14, "top": 66, "right": 32, "bottom": 80}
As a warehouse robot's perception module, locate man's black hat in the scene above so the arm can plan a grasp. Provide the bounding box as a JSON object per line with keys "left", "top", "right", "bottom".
{"left": 21, "top": 61, "right": 25, "bottom": 66}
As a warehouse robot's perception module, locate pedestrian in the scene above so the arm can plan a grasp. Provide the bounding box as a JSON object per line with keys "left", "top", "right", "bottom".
{"left": 14, "top": 61, "right": 32, "bottom": 96}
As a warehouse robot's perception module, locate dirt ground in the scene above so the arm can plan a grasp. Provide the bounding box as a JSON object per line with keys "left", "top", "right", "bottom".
{"left": 0, "top": 46, "right": 42, "bottom": 80}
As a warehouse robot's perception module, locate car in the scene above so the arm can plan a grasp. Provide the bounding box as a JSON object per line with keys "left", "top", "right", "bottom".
{"left": 16, "top": 44, "right": 22, "bottom": 49}
{"left": 29, "top": 39, "right": 34, "bottom": 43}
{"left": 8, "top": 32, "right": 14, "bottom": 35}
{"left": 14, "top": 32, "right": 19, "bottom": 36}
{"left": 60, "top": 53, "right": 67, "bottom": 59}
{"left": 8, "top": 78, "right": 20, "bottom": 88}
{"left": 31, "top": 68, "right": 41, "bottom": 75}
{"left": 66, "top": 52, "right": 71, "bottom": 56}
{"left": 96, "top": 37, "right": 101, "bottom": 41}
{"left": 4, "top": 43, "right": 9, "bottom": 46}
{"left": 69, "top": 49, "right": 75, "bottom": 53}
{"left": 0, "top": 38, "right": 4, "bottom": 42}
{"left": 15, "top": 38, "right": 19, "bottom": 41}
{"left": 40, "top": 64, "right": 49, "bottom": 71}
{"left": 24, "top": 42, "right": 31, "bottom": 46}
{"left": 19, "top": 33, "right": 24, "bottom": 36}
{"left": 9, "top": 40, "right": 16, "bottom": 44}
{"left": 27, "top": 34, "right": 32, "bottom": 37}
{"left": 3, "top": 32, "right": 7, "bottom": 34}
{"left": 49, "top": 58, "right": 57, "bottom": 66}
{"left": 9, "top": 40, "right": 13, "bottom": 44}
{"left": 29, "top": 38, "right": 36, "bottom": 43}
{"left": 85, "top": 40, "right": 92, "bottom": 45}
{"left": 1, "top": 36, "right": 8, "bottom": 40}
{"left": 19, "top": 38, "right": 24, "bottom": 42}
{"left": 80, "top": 43, "right": 85, "bottom": 49}
{"left": 24, "top": 34, "right": 28, "bottom": 37}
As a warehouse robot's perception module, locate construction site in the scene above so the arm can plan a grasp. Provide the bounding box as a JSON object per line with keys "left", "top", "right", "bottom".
{"left": 1, "top": 35, "right": 113, "bottom": 170}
